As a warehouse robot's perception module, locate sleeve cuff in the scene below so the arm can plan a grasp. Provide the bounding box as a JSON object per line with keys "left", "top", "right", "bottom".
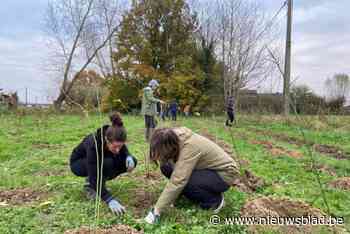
{"left": 103, "top": 195, "right": 113, "bottom": 204}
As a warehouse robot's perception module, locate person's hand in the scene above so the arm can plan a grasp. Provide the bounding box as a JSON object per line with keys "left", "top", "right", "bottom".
{"left": 126, "top": 156, "right": 135, "bottom": 172}
{"left": 108, "top": 199, "right": 126, "bottom": 215}
{"left": 160, "top": 100, "right": 165, "bottom": 104}
{"left": 144, "top": 208, "right": 160, "bottom": 224}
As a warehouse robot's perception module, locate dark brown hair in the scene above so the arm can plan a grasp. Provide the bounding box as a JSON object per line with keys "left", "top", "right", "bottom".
{"left": 105, "top": 112, "right": 127, "bottom": 142}
{"left": 150, "top": 128, "right": 180, "bottom": 165}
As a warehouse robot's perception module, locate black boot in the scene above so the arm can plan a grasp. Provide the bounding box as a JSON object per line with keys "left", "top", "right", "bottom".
{"left": 83, "top": 177, "right": 96, "bottom": 200}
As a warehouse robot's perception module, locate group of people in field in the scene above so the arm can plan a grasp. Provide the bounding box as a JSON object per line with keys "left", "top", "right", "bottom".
{"left": 69, "top": 79, "right": 238, "bottom": 224}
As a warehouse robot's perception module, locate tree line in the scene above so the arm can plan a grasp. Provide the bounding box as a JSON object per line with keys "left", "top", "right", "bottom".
{"left": 45, "top": 0, "right": 349, "bottom": 114}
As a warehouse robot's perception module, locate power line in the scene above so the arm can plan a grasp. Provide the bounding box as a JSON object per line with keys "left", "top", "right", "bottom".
{"left": 255, "top": 0, "right": 288, "bottom": 42}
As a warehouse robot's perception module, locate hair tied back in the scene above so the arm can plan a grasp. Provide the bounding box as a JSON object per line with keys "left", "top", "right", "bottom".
{"left": 110, "top": 112, "right": 123, "bottom": 127}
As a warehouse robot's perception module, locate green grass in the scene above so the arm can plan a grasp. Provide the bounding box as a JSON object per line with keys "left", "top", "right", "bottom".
{"left": 0, "top": 113, "right": 349, "bottom": 233}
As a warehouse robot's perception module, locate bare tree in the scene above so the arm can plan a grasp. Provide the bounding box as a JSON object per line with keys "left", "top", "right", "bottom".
{"left": 325, "top": 73, "right": 350, "bottom": 101}
{"left": 209, "top": 0, "right": 276, "bottom": 107}
{"left": 81, "top": 0, "right": 128, "bottom": 78}
{"left": 267, "top": 46, "right": 284, "bottom": 77}
{"left": 44, "top": 0, "right": 123, "bottom": 110}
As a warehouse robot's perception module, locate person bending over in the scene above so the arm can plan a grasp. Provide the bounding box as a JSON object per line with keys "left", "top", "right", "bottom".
{"left": 144, "top": 127, "right": 239, "bottom": 224}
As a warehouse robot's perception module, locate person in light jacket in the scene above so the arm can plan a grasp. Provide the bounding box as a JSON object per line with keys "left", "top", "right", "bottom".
{"left": 141, "top": 79, "right": 164, "bottom": 142}
{"left": 144, "top": 127, "right": 240, "bottom": 224}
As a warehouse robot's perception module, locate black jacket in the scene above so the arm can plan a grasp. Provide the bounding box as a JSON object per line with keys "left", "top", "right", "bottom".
{"left": 70, "top": 125, "right": 130, "bottom": 203}
{"left": 226, "top": 96, "right": 235, "bottom": 112}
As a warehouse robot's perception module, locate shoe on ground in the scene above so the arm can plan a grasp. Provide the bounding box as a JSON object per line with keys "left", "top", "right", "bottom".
{"left": 213, "top": 193, "right": 225, "bottom": 214}
{"left": 83, "top": 178, "right": 96, "bottom": 200}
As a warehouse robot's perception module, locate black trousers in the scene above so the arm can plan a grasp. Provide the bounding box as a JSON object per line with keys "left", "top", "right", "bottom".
{"left": 71, "top": 156, "right": 137, "bottom": 181}
{"left": 144, "top": 115, "right": 156, "bottom": 128}
{"left": 226, "top": 111, "right": 235, "bottom": 126}
{"left": 160, "top": 163, "right": 229, "bottom": 209}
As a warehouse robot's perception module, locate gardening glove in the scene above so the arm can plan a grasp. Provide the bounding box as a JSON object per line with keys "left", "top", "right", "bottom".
{"left": 144, "top": 208, "right": 160, "bottom": 224}
{"left": 107, "top": 199, "right": 126, "bottom": 216}
{"left": 126, "top": 155, "right": 135, "bottom": 172}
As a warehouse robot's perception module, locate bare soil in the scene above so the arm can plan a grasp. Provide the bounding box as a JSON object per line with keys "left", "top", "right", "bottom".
{"left": 128, "top": 171, "right": 163, "bottom": 186}
{"left": 64, "top": 225, "right": 143, "bottom": 234}
{"left": 237, "top": 158, "right": 250, "bottom": 168}
{"left": 34, "top": 168, "right": 68, "bottom": 177}
{"left": 328, "top": 177, "right": 350, "bottom": 191}
{"left": 304, "top": 164, "right": 337, "bottom": 177}
{"left": 130, "top": 189, "right": 158, "bottom": 217}
{"left": 0, "top": 188, "right": 48, "bottom": 206}
{"left": 250, "top": 140, "right": 303, "bottom": 159}
{"left": 123, "top": 171, "right": 162, "bottom": 216}
{"left": 241, "top": 197, "right": 344, "bottom": 234}
{"left": 314, "top": 144, "right": 348, "bottom": 160}
{"left": 32, "top": 141, "right": 63, "bottom": 149}
{"left": 232, "top": 170, "right": 265, "bottom": 193}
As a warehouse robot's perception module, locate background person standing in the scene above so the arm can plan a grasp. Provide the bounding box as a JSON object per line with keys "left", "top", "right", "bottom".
{"left": 169, "top": 100, "right": 178, "bottom": 121}
{"left": 225, "top": 96, "right": 235, "bottom": 126}
{"left": 141, "top": 79, "right": 164, "bottom": 141}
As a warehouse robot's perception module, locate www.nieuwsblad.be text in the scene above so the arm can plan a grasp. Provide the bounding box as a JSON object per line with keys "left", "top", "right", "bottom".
{"left": 209, "top": 215, "right": 344, "bottom": 226}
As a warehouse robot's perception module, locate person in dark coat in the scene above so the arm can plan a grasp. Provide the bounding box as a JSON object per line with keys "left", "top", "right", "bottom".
{"left": 169, "top": 100, "right": 178, "bottom": 121}
{"left": 70, "top": 112, "right": 137, "bottom": 215}
{"left": 225, "top": 96, "right": 235, "bottom": 126}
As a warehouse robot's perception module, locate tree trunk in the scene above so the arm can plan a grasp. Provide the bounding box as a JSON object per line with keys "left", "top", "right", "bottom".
{"left": 54, "top": 90, "right": 66, "bottom": 110}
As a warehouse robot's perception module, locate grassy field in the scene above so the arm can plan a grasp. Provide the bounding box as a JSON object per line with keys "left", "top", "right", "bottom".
{"left": 0, "top": 112, "right": 349, "bottom": 233}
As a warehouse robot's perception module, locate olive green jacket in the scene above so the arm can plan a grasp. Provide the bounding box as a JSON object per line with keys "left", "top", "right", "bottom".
{"left": 155, "top": 127, "right": 240, "bottom": 213}
{"left": 141, "top": 87, "right": 161, "bottom": 116}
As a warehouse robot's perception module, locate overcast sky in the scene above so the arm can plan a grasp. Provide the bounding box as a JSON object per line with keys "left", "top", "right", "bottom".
{"left": 0, "top": 0, "right": 349, "bottom": 104}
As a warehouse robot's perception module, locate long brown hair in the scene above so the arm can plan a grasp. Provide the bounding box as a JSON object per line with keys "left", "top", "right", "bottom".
{"left": 150, "top": 128, "right": 180, "bottom": 165}
{"left": 105, "top": 112, "right": 127, "bottom": 142}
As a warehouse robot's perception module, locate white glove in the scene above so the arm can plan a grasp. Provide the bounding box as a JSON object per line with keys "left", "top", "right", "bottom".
{"left": 144, "top": 208, "right": 160, "bottom": 224}
{"left": 126, "top": 156, "right": 135, "bottom": 172}
{"left": 107, "top": 199, "right": 126, "bottom": 215}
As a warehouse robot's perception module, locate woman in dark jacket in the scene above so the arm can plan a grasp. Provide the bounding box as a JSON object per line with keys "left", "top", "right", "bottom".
{"left": 70, "top": 112, "right": 137, "bottom": 215}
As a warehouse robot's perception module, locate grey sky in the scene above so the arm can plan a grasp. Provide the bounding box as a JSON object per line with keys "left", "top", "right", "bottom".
{"left": 0, "top": 0, "right": 349, "bottom": 104}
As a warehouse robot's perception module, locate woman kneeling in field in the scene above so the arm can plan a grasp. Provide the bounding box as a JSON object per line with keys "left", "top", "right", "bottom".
{"left": 70, "top": 112, "right": 137, "bottom": 215}
{"left": 144, "top": 127, "right": 239, "bottom": 224}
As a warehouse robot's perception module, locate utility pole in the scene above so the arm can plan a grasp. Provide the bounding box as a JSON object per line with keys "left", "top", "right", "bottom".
{"left": 25, "top": 87, "right": 28, "bottom": 106}
{"left": 283, "top": 0, "right": 292, "bottom": 115}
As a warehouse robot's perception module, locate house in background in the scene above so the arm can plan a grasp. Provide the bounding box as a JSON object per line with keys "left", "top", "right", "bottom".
{"left": 0, "top": 89, "right": 18, "bottom": 109}
{"left": 238, "top": 89, "right": 283, "bottom": 113}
